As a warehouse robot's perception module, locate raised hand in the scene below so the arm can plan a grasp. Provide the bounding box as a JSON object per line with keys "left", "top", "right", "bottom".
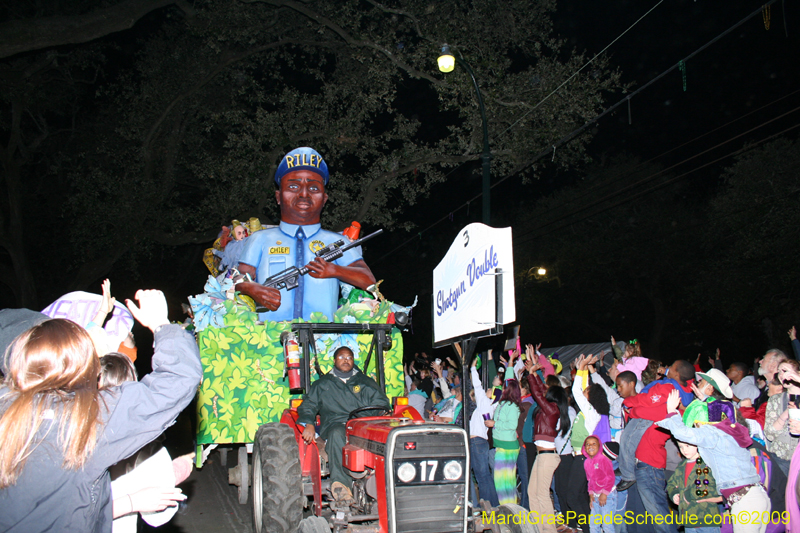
{"left": 99, "top": 279, "right": 116, "bottom": 315}
{"left": 125, "top": 290, "right": 170, "bottom": 333}
{"left": 666, "top": 389, "right": 681, "bottom": 414}
{"left": 782, "top": 368, "right": 800, "bottom": 386}
{"left": 790, "top": 326, "right": 797, "bottom": 341}
{"left": 690, "top": 382, "right": 706, "bottom": 402}
{"left": 523, "top": 357, "right": 533, "bottom": 372}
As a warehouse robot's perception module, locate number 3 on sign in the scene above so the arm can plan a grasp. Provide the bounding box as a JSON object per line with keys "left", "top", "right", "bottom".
{"left": 463, "top": 230, "right": 469, "bottom": 247}
{"left": 420, "top": 460, "right": 438, "bottom": 481}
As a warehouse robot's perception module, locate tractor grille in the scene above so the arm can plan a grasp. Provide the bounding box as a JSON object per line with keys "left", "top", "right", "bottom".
{"left": 387, "top": 427, "right": 468, "bottom": 533}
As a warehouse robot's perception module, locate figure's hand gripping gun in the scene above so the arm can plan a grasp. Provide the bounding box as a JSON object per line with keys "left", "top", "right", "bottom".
{"left": 262, "top": 229, "right": 383, "bottom": 291}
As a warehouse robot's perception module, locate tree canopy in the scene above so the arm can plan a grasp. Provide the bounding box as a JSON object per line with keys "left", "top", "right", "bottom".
{"left": 1, "top": 0, "right": 623, "bottom": 307}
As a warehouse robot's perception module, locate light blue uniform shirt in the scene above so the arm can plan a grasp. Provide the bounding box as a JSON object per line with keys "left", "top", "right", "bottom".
{"left": 238, "top": 221, "right": 362, "bottom": 322}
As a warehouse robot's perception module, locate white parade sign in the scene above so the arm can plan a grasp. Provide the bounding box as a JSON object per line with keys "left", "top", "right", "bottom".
{"left": 432, "top": 223, "right": 515, "bottom": 346}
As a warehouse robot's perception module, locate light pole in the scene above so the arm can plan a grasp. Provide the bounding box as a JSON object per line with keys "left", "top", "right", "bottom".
{"left": 438, "top": 44, "right": 492, "bottom": 225}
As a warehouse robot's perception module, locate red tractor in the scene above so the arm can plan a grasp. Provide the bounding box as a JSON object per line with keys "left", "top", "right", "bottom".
{"left": 248, "top": 323, "right": 533, "bottom": 533}
{"left": 248, "top": 322, "right": 473, "bottom": 533}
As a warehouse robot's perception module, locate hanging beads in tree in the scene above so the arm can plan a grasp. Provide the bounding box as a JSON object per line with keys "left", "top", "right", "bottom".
{"left": 678, "top": 61, "right": 687, "bottom": 92}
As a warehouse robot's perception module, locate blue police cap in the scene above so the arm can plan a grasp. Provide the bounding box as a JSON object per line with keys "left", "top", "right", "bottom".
{"left": 274, "top": 147, "right": 329, "bottom": 186}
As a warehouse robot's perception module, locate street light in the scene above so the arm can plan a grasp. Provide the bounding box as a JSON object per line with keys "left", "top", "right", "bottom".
{"left": 438, "top": 44, "right": 492, "bottom": 225}
{"left": 528, "top": 265, "right": 561, "bottom": 287}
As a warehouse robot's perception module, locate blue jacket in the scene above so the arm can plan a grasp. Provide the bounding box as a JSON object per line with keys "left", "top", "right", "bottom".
{"left": 0, "top": 325, "right": 202, "bottom": 533}
{"left": 656, "top": 414, "right": 760, "bottom": 491}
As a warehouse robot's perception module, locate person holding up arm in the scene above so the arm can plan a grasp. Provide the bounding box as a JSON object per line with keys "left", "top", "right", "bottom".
{"left": 0, "top": 290, "right": 202, "bottom": 533}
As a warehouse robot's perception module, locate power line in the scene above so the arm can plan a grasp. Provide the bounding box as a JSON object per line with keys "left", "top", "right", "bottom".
{"left": 374, "top": 0, "right": 787, "bottom": 264}
{"left": 516, "top": 120, "right": 800, "bottom": 246}
{"left": 488, "top": 0, "right": 783, "bottom": 193}
{"left": 513, "top": 104, "right": 800, "bottom": 241}
{"left": 493, "top": 0, "right": 666, "bottom": 141}
{"left": 374, "top": 94, "right": 800, "bottom": 266}
{"left": 522, "top": 88, "right": 800, "bottom": 223}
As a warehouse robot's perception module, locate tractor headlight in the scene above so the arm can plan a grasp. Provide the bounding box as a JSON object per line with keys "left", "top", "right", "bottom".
{"left": 443, "top": 460, "right": 463, "bottom": 480}
{"left": 397, "top": 462, "right": 416, "bottom": 483}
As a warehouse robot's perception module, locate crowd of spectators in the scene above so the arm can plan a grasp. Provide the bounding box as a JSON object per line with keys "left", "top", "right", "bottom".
{"left": 3, "top": 273, "right": 800, "bottom": 533}
{"left": 405, "top": 330, "right": 800, "bottom": 533}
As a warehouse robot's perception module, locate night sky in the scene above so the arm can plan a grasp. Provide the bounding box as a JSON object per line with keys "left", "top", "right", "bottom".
{"left": 2, "top": 0, "right": 798, "bottom": 367}
{"left": 374, "top": 0, "right": 800, "bottom": 361}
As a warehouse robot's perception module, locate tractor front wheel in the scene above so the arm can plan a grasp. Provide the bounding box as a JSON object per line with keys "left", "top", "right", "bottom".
{"left": 496, "top": 504, "right": 539, "bottom": 533}
{"left": 252, "top": 423, "right": 303, "bottom": 533}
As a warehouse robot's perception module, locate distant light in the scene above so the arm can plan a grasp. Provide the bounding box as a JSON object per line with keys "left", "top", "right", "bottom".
{"left": 438, "top": 44, "right": 455, "bottom": 73}
{"left": 537, "top": 267, "right": 547, "bottom": 276}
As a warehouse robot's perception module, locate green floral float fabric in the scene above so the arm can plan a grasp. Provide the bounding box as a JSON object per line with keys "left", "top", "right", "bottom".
{"left": 195, "top": 299, "right": 404, "bottom": 444}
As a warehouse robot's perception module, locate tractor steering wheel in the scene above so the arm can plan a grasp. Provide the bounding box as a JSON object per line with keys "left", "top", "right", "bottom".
{"left": 348, "top": 405, "right": 392, "bottom": 420}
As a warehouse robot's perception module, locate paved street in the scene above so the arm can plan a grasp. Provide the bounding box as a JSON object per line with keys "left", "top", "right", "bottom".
{"left": 144, "top": 448, "right": 253, "bottom": 533}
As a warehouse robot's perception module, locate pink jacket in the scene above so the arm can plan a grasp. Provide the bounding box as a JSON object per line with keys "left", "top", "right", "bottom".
{"left": 583, "top": 439, "right": 616, "bottom": 495}
{"left": 617, "top": 356, "right": 648, "bottom": 380}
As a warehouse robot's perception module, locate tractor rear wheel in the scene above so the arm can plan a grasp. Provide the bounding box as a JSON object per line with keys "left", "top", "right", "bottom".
{"left": 252, "top": 423, "right": 303, "bottom": 533}
{"left": 297, "top": 515, "right": 330, "bottom": 533}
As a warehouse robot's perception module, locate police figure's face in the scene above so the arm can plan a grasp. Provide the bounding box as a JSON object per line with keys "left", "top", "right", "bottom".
{"left": 276, "top": 170, "right": 328, "bottom": 225}
{"left": 334, "top": 349, "right": 355, "bottom": 373}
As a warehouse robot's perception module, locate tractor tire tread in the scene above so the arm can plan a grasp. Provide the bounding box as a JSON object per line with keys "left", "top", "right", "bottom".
{"left": 254, "top": 423, "right": 303, "bottom": 533}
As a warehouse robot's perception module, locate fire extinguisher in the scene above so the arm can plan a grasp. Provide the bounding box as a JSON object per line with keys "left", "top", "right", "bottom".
{"left": 282, "top": 331, "right": 304, "bottom": 394}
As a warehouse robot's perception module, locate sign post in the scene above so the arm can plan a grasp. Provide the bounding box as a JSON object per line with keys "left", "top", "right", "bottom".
{"left": 432, "top": 223, "right": 516, "bottom": 434}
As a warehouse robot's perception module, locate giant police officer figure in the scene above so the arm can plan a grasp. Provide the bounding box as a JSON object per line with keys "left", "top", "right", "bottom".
{"left": 235, "top": 147, "right": 376, "bottom": 321}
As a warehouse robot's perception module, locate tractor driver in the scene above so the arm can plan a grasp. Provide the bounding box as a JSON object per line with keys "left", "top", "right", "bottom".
{"left": 234, "top": 147, "right": 376, "bottom": 322}
{"left": 296, "top": 346, "right": 390, "bottom": 500}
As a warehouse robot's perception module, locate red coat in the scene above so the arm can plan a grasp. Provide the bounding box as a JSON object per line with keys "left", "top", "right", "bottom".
{"left": 739, "top": 402, "right": 767, "bottom": 429}
{"left": 527, "top": 372, "right": 560, "bottom": 444}
{"left": 622, "top": 383, "right": 676, "bottom": 469}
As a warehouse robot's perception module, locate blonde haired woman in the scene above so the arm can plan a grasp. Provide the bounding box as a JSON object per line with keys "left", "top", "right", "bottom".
{"left": 0, "top": 290, "right": 202, "bottom": 533}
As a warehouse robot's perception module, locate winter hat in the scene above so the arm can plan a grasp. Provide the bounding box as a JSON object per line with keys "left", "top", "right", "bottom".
{"left": 602, "top": 441, "right": 620, "bottom": 461}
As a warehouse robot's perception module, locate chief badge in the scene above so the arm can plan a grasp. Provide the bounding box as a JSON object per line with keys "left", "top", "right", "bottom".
{"left": 309, "top": 240, "right": 325, "bottom": 253}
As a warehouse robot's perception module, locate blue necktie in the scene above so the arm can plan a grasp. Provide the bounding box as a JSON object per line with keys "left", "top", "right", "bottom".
{"left": 294, "top": 228, "right": 305, "bottom": 319}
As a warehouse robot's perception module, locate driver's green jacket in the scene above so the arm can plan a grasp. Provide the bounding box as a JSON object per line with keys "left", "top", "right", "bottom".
{"left": 296, "top": 371, "right": 391, "bottom": 439}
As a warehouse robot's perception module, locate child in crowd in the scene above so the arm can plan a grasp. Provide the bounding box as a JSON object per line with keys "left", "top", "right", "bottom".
{"left": 600, "top": 442, "right": 633, "bottom": 533}
{"left": 611, "top": 337, "right": 648, "bottom": 383}
{"left": 583, "top": 435, "right": 616, "bottom": 533}
{"left": 667, "top": 441, "right": 722, "bottom": 533}
{"left": 616, "top": 359, "right": 695, "bottom": 492}
{"left": 657, "top": 391, "right": 771, "bottom": 533}
{"left": 100, "top": 353, "right": 193, "bottom": 533}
